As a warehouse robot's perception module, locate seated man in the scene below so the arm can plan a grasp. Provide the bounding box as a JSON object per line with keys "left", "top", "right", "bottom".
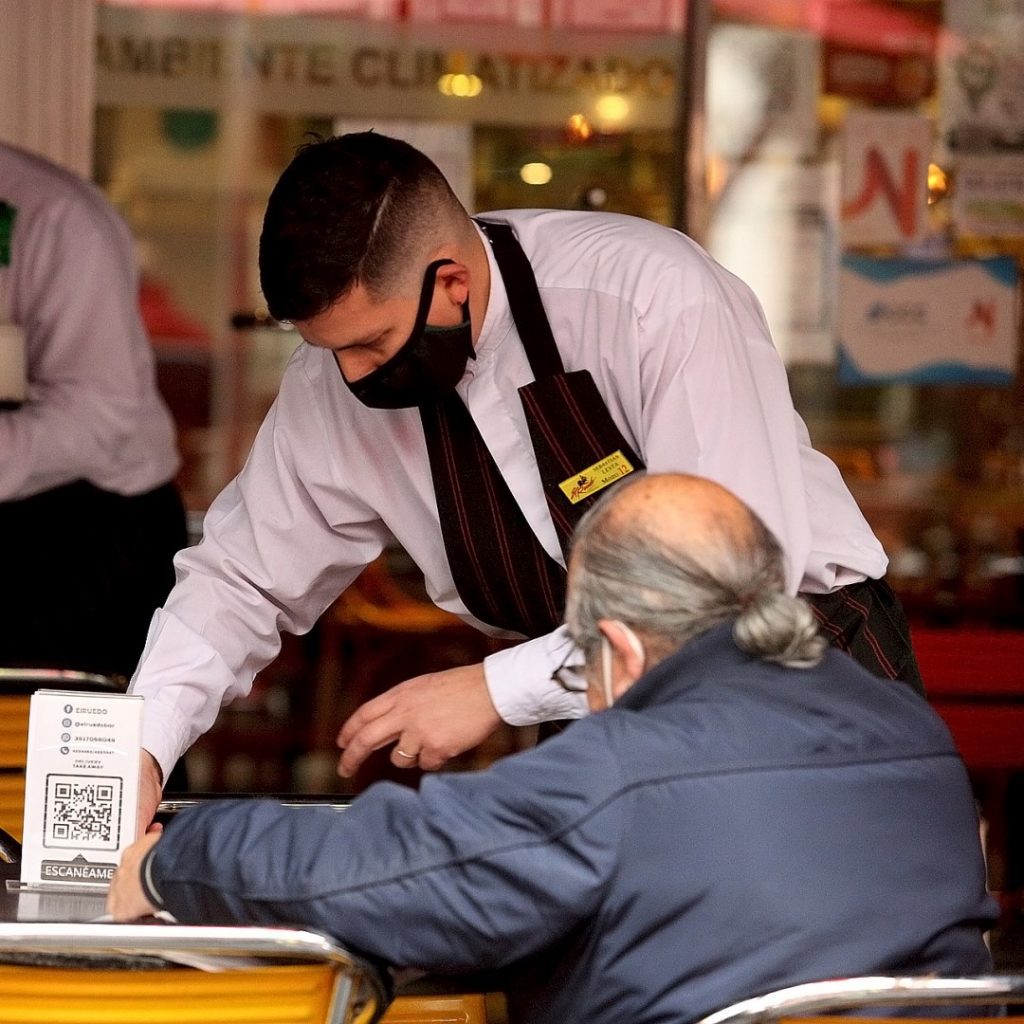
{"left": 109, "top": 474, "right": 996, "bottom": 1024}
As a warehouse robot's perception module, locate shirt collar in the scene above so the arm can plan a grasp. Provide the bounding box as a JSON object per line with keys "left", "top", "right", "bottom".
{"left": 469, "top": 218, "right": 515, "bottom": 369}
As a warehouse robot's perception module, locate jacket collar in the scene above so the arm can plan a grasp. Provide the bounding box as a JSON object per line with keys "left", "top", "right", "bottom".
{"left": 614, "top": 620, "right": 746, "bottom": 712}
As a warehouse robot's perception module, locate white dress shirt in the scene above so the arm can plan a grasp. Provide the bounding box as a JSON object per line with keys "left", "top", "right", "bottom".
{"left": 0, "top": 143, "right": 179, "bottom": 501}
{"left": 131, "top": 209, "right": 887, "bottom": 779}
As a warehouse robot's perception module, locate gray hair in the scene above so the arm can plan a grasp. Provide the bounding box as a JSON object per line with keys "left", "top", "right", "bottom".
{"left": 565, "top": 478, "right": 826, "bottom": 671}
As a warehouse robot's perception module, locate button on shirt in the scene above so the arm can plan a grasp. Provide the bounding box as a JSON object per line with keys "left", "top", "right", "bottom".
{"left": 131, "top": 209, "right": 887, "bottom": 779}
{"left": 0, "top": 143, "right": 179, "bottom": 501}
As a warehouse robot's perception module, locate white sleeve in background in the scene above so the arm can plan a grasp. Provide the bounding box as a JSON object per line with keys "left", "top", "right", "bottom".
{"left": 0, "top": 170, "right": 178, "bottom": 500}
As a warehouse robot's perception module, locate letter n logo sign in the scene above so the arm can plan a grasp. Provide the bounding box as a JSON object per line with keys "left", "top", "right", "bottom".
{"left": 841, "top": 111, "right": 930, "bottom": 247}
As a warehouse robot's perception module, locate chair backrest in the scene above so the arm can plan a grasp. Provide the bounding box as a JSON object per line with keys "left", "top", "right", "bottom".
{"left": 0, "top": 669, "right": 124, "bottom": 840}
{"left": 381, "top": 993, "right": 491, "bottom": 1024}
{"left": 695, "top": 975, "right": 1024, "bottom": 1024}
{"left": 912, "top": 628, "right": 1024, "bottom": 770}
{"left": 0, "top": 921, "right": 389, "bottom": 1024}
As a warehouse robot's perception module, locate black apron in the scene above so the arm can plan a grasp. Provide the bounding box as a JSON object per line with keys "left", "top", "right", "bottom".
{"left": 804, "top": 578, "right": 924, "bottom": 694}
{"left": 418, "top": 220, "right": 644, "bottom": 638}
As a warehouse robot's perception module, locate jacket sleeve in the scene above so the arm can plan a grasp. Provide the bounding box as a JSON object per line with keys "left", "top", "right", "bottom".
{"left": 145, "top": 720, "right": 625, "bottom": 971}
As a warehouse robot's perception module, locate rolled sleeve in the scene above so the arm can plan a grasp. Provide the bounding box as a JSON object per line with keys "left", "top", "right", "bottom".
{"left": 483, "top": 625, "right": 588, "bottom": 725}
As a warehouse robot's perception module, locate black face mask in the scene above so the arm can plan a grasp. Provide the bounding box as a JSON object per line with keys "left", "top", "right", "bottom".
{"left": 342, "top": 259, "right": 474, "bottom": 409}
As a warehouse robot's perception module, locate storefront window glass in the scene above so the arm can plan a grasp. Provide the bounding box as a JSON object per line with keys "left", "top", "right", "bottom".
{"left": 93, "top": 2, "right": 684, "bottom": 512}
{"left": 94, "top": 0, "right": 1024, "bottom": 628}
{"left": 704, "top": 1, "right": 1024, "bottom": 628}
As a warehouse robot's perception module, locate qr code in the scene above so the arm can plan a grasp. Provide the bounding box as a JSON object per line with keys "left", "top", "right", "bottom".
{"left": 43, "top": 775, "right": 123, "bottom": 851}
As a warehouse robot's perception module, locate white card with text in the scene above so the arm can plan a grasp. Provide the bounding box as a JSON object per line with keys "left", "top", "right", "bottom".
{"left": 20, "top": 690, "right": 143, "bottom": 888}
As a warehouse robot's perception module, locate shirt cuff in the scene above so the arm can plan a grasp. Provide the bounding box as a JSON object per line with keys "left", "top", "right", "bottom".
{"left": 483, "top": 626, "right": 588, "bottom": 726}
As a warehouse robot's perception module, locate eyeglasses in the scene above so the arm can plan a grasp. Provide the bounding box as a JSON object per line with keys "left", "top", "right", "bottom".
{"left": 550, "top": 648, "right": 587, "bottom": 693}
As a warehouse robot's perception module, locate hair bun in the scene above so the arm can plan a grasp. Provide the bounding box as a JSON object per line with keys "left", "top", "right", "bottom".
{"left": 732, "top": 592, "right": 827, "bottom": 669}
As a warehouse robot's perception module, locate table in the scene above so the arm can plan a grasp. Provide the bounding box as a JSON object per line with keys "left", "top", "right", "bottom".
{"left": 0, "top": 846, "right": 502, "bottom": 1024}
{"left": 0, "top": 858, "right": 389, "bottom": 1023}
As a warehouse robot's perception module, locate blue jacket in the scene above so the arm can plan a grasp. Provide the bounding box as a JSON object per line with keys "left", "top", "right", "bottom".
{"left": 146, "top": 624, "right": 997, "bottom": 1024}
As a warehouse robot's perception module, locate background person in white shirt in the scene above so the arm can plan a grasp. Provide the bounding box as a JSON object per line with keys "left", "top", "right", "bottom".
{"left": 130, "top": 132, "right": 921, "bottom": 826}
{"left": 0, "top": 141, "right": 186, "bottom": 683}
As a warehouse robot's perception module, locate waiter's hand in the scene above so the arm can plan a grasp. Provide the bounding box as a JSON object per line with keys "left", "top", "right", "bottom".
{"left": 137, "top": 750, "right": 164, "bottom": 839}
{"left": 337, "top": 662, "right": 500, "bottom": 777}
{"left": 107, "top": 831, "right": 161, "bottom": 921}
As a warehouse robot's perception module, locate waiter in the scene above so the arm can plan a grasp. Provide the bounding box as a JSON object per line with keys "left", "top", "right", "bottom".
{"left": 130, "top": 131, "right": 921, "bottom": 824}
{"left": 0, "top": 142, "right": 186, "bottom": 682}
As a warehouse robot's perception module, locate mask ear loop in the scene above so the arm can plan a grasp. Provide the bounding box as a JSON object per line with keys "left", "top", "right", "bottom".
{"left": 420, "top": 260, "right": 472, "bottom": 337}
{"left": 414, "top": 258, "right": 457, "bottom": 326}
{"left": 337, "top": 258, "right": 455, "bottom": 387}
{"left": 600, "top": 622, "right": 645, "bottom": 708}
{"left": 601, "top": 635, "right": 615, "bottom": 709}
{"left": 611, "top": 620, "right": 646, "bottom": 668}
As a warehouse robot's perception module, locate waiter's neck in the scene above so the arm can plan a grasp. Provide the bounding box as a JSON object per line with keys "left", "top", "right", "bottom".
{"left": 463, "top": 224, "right": 491, "bottom": 349}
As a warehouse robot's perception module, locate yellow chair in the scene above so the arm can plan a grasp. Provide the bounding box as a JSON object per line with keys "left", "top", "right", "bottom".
{"left": 0, "top": 921, "right": 388, "bottom": 1024}
{"left": 0, "top": 669, "right": 123, "bottom": 840}
{"left": 696, "top": 975, "right": 1024, "bottom": 1024}
{"left": 381, "top": 993, "right": 492, "bottom": 1024}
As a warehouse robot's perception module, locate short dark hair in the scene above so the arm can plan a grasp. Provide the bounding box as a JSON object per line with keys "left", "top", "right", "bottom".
{"left": 259, "top": 132, "right": 461, "bottom": 322}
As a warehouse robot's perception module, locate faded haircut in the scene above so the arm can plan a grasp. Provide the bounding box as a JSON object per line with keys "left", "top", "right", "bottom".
{"left": 259, "top": 132, "right": 467, "bottom": 321}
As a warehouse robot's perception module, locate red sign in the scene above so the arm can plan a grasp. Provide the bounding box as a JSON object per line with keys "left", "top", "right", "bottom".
{"left": 548, "top": 0, "right": 684, "bottom": 32}
{"left": 813, "top": 0, "right": 936, "bottom": 55}
{"left": 824, "top": 43, "right": 934, "bottom": 103}
{"left": 410, "top": 0, "right": 523, "bottom": 23}
{"left": 713, "top": 0, "right": 811, "bottom": 31}
{"left": 714, "top": 0, "right": 937, "bottom": 56}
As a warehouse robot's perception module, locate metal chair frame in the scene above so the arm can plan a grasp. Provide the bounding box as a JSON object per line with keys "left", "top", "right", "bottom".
{"left": 0, "top": 668, "right": 125, "bottom": 693}
{"left": 697, "top": 975, "right": 1024, "bottom": 1024}
{"left": 0, "top": 921, "right": 389, "bottom": 1024}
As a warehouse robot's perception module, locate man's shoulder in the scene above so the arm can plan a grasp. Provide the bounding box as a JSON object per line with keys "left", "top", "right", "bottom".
{"left": 478, "top": 208, "right": 713, "bottom": 297}
{"left": 0, "top": 144, "right": 133, "bottom": 260}
{"left": 0, "top": 144, "right": 114, "bottom": 219}
{"left": 599, "top": 627, "right": 960, "bottom": 778}
{"left": 480, "top": 208, "right": 693, "bottom": 254}
{"left": 644, "top": 645, "right": 959, "bottom": 768}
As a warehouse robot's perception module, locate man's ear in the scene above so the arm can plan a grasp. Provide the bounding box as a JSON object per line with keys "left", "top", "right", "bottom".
{"left": 597, "top": 618, "right": 645, "bottom": 692}
{"left": 434, "top": 260, "right": 470, "bottom": 308}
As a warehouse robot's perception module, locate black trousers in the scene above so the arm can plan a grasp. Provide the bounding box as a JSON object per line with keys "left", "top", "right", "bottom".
{"left": 0, "top": 479, "right": 187, "bottom": 680}
{"left": 804, "top": 576, "right": 924, "bottom": 695}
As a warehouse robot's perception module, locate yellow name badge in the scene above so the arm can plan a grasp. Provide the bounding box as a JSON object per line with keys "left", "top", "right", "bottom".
{"left": 558, "top": 450, "right": 635, "bottom": 505}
